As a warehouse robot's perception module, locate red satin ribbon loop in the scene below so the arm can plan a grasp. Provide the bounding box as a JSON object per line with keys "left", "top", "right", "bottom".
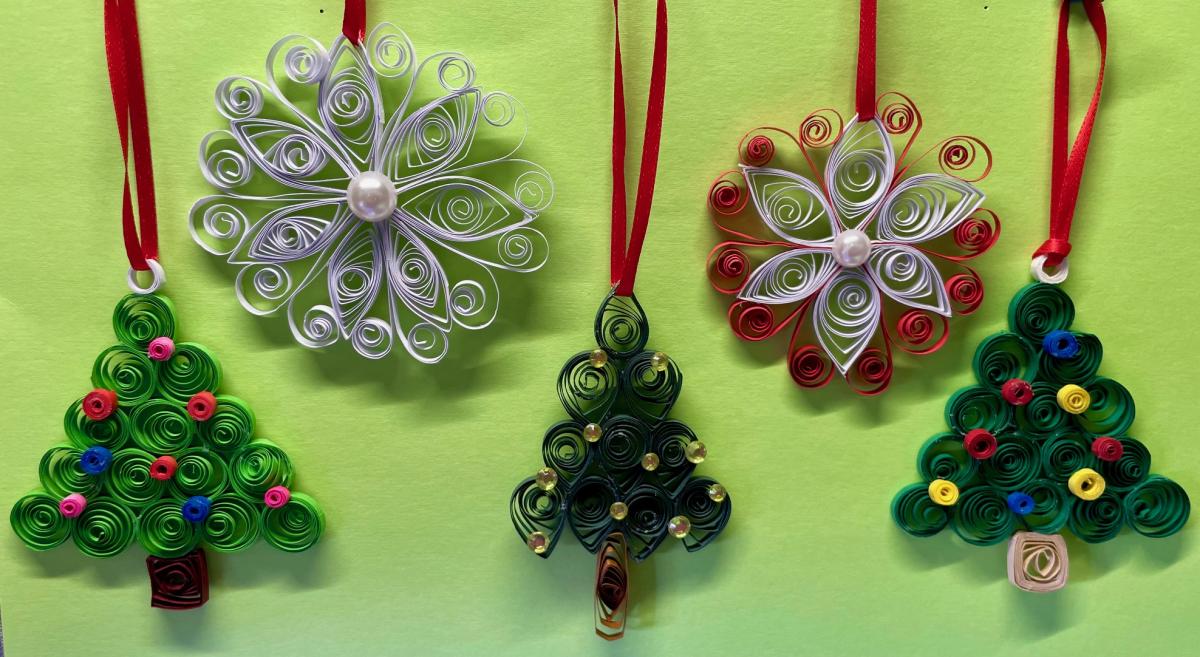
{"left": 1036, "top": 0, "right": 1107, "bottom": 267}
{"left": 103, "top": 0, "right": 158, "bottom": 271}
{"left": 343, "top": 0, "right": 367, "bottom": 45}
{"left": 855, "top": 0, "right": 877, "bottom": 120}
{"left": 610, "top": 0, "right": 668, "bottom": 297}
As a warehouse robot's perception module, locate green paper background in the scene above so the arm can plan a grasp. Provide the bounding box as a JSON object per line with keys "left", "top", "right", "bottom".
{"left": 1, "top": 1, "right": 1197, "bottom": 655}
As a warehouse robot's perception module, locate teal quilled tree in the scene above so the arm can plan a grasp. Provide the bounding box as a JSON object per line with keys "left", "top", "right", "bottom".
{"left": 10, "top": 294, "right": 325, "bottom": 609}
{"left": 510, "top": 293, "right": 732, "bottom": 639}
{"left": 891, "top": 283, "right": 1189, "bottom": 592}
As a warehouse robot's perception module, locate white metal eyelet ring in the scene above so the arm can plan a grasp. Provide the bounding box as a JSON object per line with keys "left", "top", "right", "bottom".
{"left": 1030, "top": 255, "right": 1069, "bottom": 284}
{"left": 126, "top": 258, "right": 166, "bottom": 294}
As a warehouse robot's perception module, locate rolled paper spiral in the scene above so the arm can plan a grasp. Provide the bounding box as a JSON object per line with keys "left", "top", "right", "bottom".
{"left": 1068, "top": 468, "right": 1106, "bottom": 501}
{"left": 1008, "top": 283, "right": 1075, "bottom": 342}
{"left": 59, "top": 493, "right": 88, "bottom": 518}
{"left": 157, "top": 343, "right": 222, "bottom": 404}
{"left": 557, "top": 351, "right": 619, "bottom": 425}
{"left": 1007, "top": 492, "right": 1035, "bottom": 516}
{"left": 229, "top": 441, "right": 294, "bottom": 498}
{"left": 1008, "top": 531, "right": 1069, "bottom": 593}
{"left": 72, "top": 498, "right": 137, "bottom": 557}
{"left": 541, "top": 421, "right": 592, "bottom": 487}
{"left": 510, "top": 477, "right": 565, "bottom": 558}
{"left": 1067, "top": 490, "right": 1124, "bottom": 543}
{"left": 1096, "top": 436, "right": 1150, "bottom": 491}
{"left": 39, "top": 445, "right": 102, "bottom": 498}
{"left": 593, "top": 292, "right": 650, "bottom": 359}
{"left": 1056, "top": 384, "right": 1091, "bottom": 415}
{"left": 107, "top": 448, "right": 167, "bottom": 507}
{"left": 972, "top": 333, "right": 1036, "bottom": 391}
{"left": 708, "top": 178, "right": 747, "bottom": 216}
{"left": 147, "top": 336, "right": 175, "bottom": 361}
{"left": 1041, "top": 329, "right": 1081, "bottom": 359}
{"left": 1091, "top": 435, "right": 1124, "bottom": 462}
{"left": 112, "top": 293, "right": 176, "bottom": 348}
{"left": 729, "top": 301, "right": 776, "bottom": 341}
{"left": 788, "top": 344, "right": 835, "bottom": 388}
{"left": 197, "top": 395, "right": 255, "bottom": 452}
{"left": 568, "top": 477, "right": 620, "bottom": 553}
{"left": 891, "top": 483, "right": 950, "bottom": 537}
{"left": 181, "top": 496, "right": 213, "bottom": 523}
{"left": 264, "top": 485, "right": 291, "bottom": 508}
{"left": 1015, "top": 383, "right": 1071, "bottom": 435}
{"left": 1124, "top": 476, "right": 1191, "bottom": 538}
{"left": 83, "top": 388, "right": 119, "bottom": 421}
{"left": 1077, "top": 378, "right": 1135, "bottom": 437}
{"left": 1040, "top": 333, "right": 1102, "bottom": 386}
{"left": 946, "top": 386, "right": 1011, "bottom": 435}
{"left": 597, "top": 416, "right": 650, "bottom": 474}
{"left": 1040, "top": 432, "right": 1097, "bottom": 481}
{"left": 1022, "top": 479, "right": 1071, "bottom": 534}
{"left": 928, "top": 479, "right": 959, "bottom": 506}
{"left": 131, "top": 400, "right": 197, "bottom": 454}
{"left": 202, "top": 493, "right": 262, "bottom": 552}
{"left": 650, "top": 420, "right": 700, "bottom": 495}
{"left": 945, "top": 272, "right": 985, "bottom": 315}
{"left": 262, "top": 492, "right": 324, "bottom": 552}
{"left": 80, "top": 446, "right": 114, "bottom": 475}
{"left": 10, "top": 491, "right": 71, "bottom": 550}
{"left": 168, "top": 448, "right": 230, "bottom": 499}
{"left": 64, "top": 398, "right": 129, "bottom": 450}
{"left": 187, "top": 391, "right": 218, "bottom": 421}
{"left": 848, "top": 347, "right": 893, "bottom": 396}
{"left": 674, "top": 477, "right": 731, "bottom": 552}
{"left": 623, "top": 485, "right": 672, "bottom": 561}
{"left": 917, "top": 433, "right": 979, "bottom": 485}
{"left": 742, "top": 134, "right": 775, "bottom": 166}
{"left": 1001, "top": 379, "right": 1034, "bottom": 406}
{"left": 150, "top": 455, "right": 179, "bottom": 481}
{"left": 92, "top": 345, "right": 157, "bottom": 406}
{"left": 952, "top": 486, "right": 1015, "bottom": 546}
{"left": 980, "top": 434, "right": 1039, "bottom": 491}
{"left": 620, "top": 351, "right": 683, "bottom": 423}
{"left": 137, "top": 498, "right": 202, "bottom": 558}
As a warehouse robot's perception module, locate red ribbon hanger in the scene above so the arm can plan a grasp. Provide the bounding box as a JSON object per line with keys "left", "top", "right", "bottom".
{"left": 610, "top": 0, "right": 668, "bottom": 297}
{"left": 855, "top": 0, "right": 877, "bottom": 120}
{"left": 1033, "top": 0, "right": 1107, "bottom": 281}
{"left": 343, "top": 0, "right": 367, "bottom": 45}
{"left": 103, "top": 0, "right": 159, "bottom": 279}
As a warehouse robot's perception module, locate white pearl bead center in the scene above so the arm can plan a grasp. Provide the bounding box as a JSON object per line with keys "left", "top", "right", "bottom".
{"left": 831, "top": 229, "right": 872, "bottom": 268}
{"left": 346, "top": 171, "right": 398, "bottom": 223}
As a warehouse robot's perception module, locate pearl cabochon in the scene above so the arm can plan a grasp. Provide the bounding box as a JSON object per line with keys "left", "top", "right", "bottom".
{"left": 346, "top": 171, "right": 398, "bottom": 222}
{"left": 831, "top": 229, "right": 872, "bottom": 268}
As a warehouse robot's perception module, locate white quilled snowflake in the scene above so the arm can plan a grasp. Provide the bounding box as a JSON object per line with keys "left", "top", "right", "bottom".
{"left": 190, "top": 24, "right": 553, "bottom": 362}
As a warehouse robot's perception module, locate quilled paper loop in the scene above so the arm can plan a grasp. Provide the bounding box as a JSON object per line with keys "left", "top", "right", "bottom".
{"left": 946, "top": 386, "right": 1011, "bottom": 435}
{"left": 92, "top": 345, "right": 157, "bottom": 406}
{"left": 510, "top": 477, "right": 565, "bottom": 559}
{"left": 594, "top": 292, "right": 650, "bottom": 359}
{"left": 39, "top": 445, "right": 103, "bottom": 498}
{"left": 64, "top": 399, "right": 130, "bottom": 450}
{"left": 979, "top": 434, "right": 1040, "bottom": 491}
{"left": 1077, "top": 377, "right": 1135, "bottom": 437}
{"left": 1015, "top": 383, "right": 1071, "bottom": 435}
{"left": 1096, "top": 436, "right": 1150, "bottom": 492}
{"left": 72, "top": 498, "right": 137, "bottom": 558}
{"left": 620, "top": 351, "right": 682, "bottom": 423}
{"left": 1124, "top": 476, "right": 1190, "bottom": 538}
{"left": 1007, "top": 531, "right": 1069, "bottom": 593}
{"left": 197, "top": 395, "right": 255, "bottom": 453}
{"left": 1056, "top": 384, "right": 1090, "bottom": 415}
{"left": 597, "top": 416, "right": 651, "bottom": 477}
{"left": 972, "top": 332, "right": 1037, "bottom": 390}
{"left": 130, "top": 399, "right": 197, "bottom": 454}
{"left": 157, "top": 343, "right": 222, "bottom": 404}
{"left": 1039, "top": 432, "right": 1098, "bottom": 481}
{"left": 623, "top": 485, "right": 673, "bottom": 561}
{"left": 1068, "top": 467, "right": 1105, "bottom": 501}
{"left": 112, "top": 294, "right": 177, "bottom": 349}
{"left": 788, "top": 343, "right": 835, "bottom": 388}
{"left": 568, "top": 476, "right": 620, "bottom": 553}
{"left": 707, "top": 174, "right": 748, "bottom": 217}
{"left": 1039, "top": 333, "right": 1102, "bottom": 386}
{"left": 557, "top": 351, "right": 619, "bottom": 425}
{"left": 1008, "top": 283, "right": 1074, "bottom": 342}
{"left": 952, "top": 486, "right": 1015, "bottom": 546}
{"left": 261, "top": 492, "right": 324, "bottom": 552}
{"left": 126, "top": 258, "right": 166, "bottom": 295}
{"left": 229, "top": 441, "right": 294, "bottom": 498}
{"left": 1022, "top": 479, "right": 1071, "bottom": 534}
{"left": 1067, "top": 490, "right": 1124, "bottom": 543}
{"left": 916, "top": 433, "right": 978, "bottom": 486}
{"left": 891, "top": 483, "right": 950, "bottom": 537}
{"left": 541, "top": 421, "right": 592, "bottom": 488}
{"left": 80, "top": 446, "right": 114, "bottom": 475}
{"left": 168, "top": 448, "right": 230, "bottom": 500}
{"left": 136, "top": 498, "right": 201, "bottom": 557}
{"left": 107, "top": 448, "right": 167, "bottom": 508}
{"left": 202, "top": 493, "right": 263, "bottom": 552}
{"left": 10, "top": 491, "right": 71, "bottom": 550}
{"left": 928, "top": 479, "right": 959, "bottom": 506}
{"left": 674, "top": 477, "right": 731, "bottom": 552}
{"left": 650, "top": 420, "right": 700, "bottom": 496}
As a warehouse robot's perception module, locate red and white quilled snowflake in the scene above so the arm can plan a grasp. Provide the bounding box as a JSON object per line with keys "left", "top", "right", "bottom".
{"left": 707, "top": 94, "right": 999, "bottom": 394}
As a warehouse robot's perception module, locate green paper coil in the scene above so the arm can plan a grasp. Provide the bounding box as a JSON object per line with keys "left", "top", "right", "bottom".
{"left": 262, "top": 492, "right": 324, "bottom": 552}
{"left": 1038, "top": 332, "right": 1103, "bottom": 386}
{"left": 230, "top": 441, "right": 294, "bottom": 498}
{"left": 39, "top": 445, "right": 102, "bottom": 498}
{"left": 1068, "top": 490, "right": 1124, "bottom": 543}
{"left": 157, "top": 342, "right": 222, "bottom": 404}
{"left": 1078, "top": 378, "right": 1135, "bottom": 437}
{"left": 1015, "top": 383, "right": 1071, "bottom": 436}
{"left": 131, "top": 399, "right": 196, "bottom": 454}
{"left": 198, "top": 395, "right": 255, "bottom": 452}
{"left": 64, "top": 399, "right": 129, "bottom": 450}
{"left": 169, "top": 448, "right": 230, "bottom": 499}
{"left": 10, "top": 491, "right": 70, "bottom": 550}
{"left": 891, "top": 483, "right": 949, "bottom": 538}
{"left": 952, "top": 486, "right": 1015, "bottom": 546}
{"left": 92, "top": 344, "right": 157, "bottom": 406}
{"left": 980, "top": 434, "right": 1039, "bottom": 490}
{"left": 1039, "top": 432, "right": 1097, "bottom": 481}
{"left": 72, "top": 499, "right": 136, "bottom": 558}
{"left": 107, "top": 448, "right": 166, "bottom": 508}
{"left": 972, "top": 332, "right": 1036, "bottom": 390}
{"left": 1097, "top": 436, "right": 1150, "bottom": 491}
{"left": 916, "top": 433, "right": 978, "bottom": 486}
{"left": 113, "top": 293, "right": 176, "bottom": 348}
{"left": 202, "top": 493, "right": 262, "bottom": 552}
{"left": 945, "top": 386, "right": 1011, "bottom": 435}
{"left": 1009, "top": 283, "right": 1074, "bottom": 341}
{"left": 1022, "top": 479, "right": 1071, "bottom": 534}
{"left": 1124, "top": 476, "right": 1190, "bottom": 538}
{"left": 136, "top": 498, "right": 201, "bottom": 558}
